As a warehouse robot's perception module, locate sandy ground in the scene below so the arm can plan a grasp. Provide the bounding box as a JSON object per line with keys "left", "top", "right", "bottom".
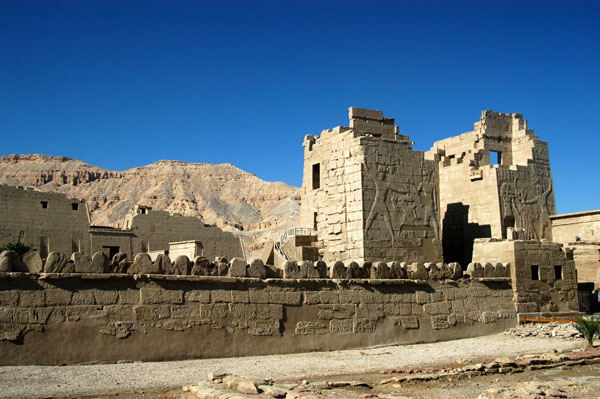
{"left": 0, "top": 334, "right": 588, "bottom": 399}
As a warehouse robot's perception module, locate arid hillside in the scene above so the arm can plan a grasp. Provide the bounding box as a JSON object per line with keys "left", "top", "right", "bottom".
{"left": 0, "top": 154, "right": 300, "bottom": 255}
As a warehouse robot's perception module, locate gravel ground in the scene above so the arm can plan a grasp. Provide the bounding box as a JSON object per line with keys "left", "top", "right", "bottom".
{"left": 0, "top": 333, "right": 588, "bottom": 399}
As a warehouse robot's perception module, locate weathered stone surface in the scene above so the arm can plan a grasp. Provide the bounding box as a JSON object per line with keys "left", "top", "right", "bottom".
{"left": 247, "top": 259, "right": 266, "bottom": 279}
{"left": 449, "top": 262, "right": 463, "bottom": 279}
{"left": 330, "top": 261, "right": 345, "bottom": 279}
{"left": 228, "top": 257, "right": 247, "bottom": 277}
{"left": 44, "top": 251, "right": 70, "bottom": 273}
{"left": 90, "top": 252, "right": 109, "bottom": 273}
{"left": 372, "top": 261, "right": 390, "bottom": 279}
{"left": 110, "top": 252, "right": 128, "bottom": 273}
{"left": 300, "top": 261, "right": 319, "bottom": 279}
{"left": 0, "top": 250, "right": 17, "bottom": 272}
{"left": 389, "top": 262, "right": 406, "bottom": 279}
{"left": 408, "top": 262, "right": 428, "bottom": 280}
{"left": 22, "top": 251, "right": 43, "bottom": 273}
{"left": 345, "top": 261, "right": 360, "bottom": 279}
{"left": 154, "top": 253, "right": 172, "bottom": 274}
{"left": 128, "top": 253, "right": 159, "bottom": 274}
{"left": 172, "top": 255, "right": 190, "bottom": 275}
{"left": 72, "top": 252, "right": 92, "bottom": 273}
{"left": 466, "top": 262, "right": 483, "bottom": 278}
{"left": 283, "top": 261, "right": 301, "bottom": 279}
{"left": 314, "top": 261, "right": 327, "bottom": 278}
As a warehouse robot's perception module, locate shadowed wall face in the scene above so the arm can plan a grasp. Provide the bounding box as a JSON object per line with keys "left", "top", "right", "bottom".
{"left": 442, "top": 203, "right": 491, "bottom": 266}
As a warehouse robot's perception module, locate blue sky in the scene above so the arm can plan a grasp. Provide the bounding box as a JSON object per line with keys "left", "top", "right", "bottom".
{"left": 1, "top": 0, "right": 598, "bottom": 214}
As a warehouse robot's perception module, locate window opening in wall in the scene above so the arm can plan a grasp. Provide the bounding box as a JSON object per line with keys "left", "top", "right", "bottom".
{"left": 531, "top": 265, "right": 539, "bottom": 280}
{"left": 554, "top": 265, "right": 563, "bottom": 280}
{"left": 503, "top": 216, "right": 515, "bottom": 239}
{"left": 312, "top": 163, "right": 320, "bottom": 190}
{"left": 71, "top": 203, "right": 79, "bottom": 210}
{"left": 491, "top": 151, "right": 501, "bottom": 165}
{"left": 313, "top": 212, "right": 318, "bottom": 231}
{"left": 41, "top": 201, "right": 48, "bottom": 209}
{"left": 103, "top": 246, "right": 120, "bottom": 260}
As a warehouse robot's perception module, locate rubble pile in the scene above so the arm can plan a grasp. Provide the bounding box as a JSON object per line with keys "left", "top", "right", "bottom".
{"left": 503, "top": 323, "right": 582, "bottom": 339}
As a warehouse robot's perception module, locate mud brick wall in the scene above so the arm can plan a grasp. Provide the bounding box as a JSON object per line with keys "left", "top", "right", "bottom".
{"left": 0, "top": 273, "right": 516, "bottom": 366}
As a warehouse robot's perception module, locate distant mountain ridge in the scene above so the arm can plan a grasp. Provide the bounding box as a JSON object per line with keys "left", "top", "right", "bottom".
{"left": 0, "top": 154, "right": 301, "bottom": 254}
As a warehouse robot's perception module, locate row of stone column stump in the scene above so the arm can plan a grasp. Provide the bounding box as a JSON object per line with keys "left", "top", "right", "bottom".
{"left": 0, "top": 249, "right": 511, "bottom": 280}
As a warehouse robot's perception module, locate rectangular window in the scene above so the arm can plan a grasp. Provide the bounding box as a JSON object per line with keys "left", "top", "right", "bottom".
{"left": 41, "top": 201, "right": 48, "bottom": 209}
{"left": 554, "top": 265, "right": 562, "bottom": 280}
{"left": 531, "top": 265, "right": 539, "bottom": 280}
{"left": 491, "top": 151, "right": 501, "bottom": 165}
{"left": 312, "top": 163, "right": 320, "bottom": 190}
{"left": 71, "top": 203, "right": 79, "bottom": 210}
{"left": 313, "top": 212, "right": 318, "bottom": 231}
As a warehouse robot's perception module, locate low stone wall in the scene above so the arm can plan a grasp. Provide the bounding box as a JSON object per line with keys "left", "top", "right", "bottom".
{"left": 0, "top": 272, "right": 516, "bottom": 365}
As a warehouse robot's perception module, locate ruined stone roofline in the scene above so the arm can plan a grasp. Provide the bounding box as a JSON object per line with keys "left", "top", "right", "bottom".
{"left": 2, "top": 248, "right": 511, "bottom": 282}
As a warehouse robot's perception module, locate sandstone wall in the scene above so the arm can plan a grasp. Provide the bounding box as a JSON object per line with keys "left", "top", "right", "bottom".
{"left": 0, "top": 185, "right": 90, "bottom": 258}
{"left": 0, "top": 272, "right": 516, "bottom": 366}
{"left": 427, "top": 111, "right": 556, "bottom": 265}
{"left": 128, "top": 210, "right": 244, "bottom": 260}
{"left": 300, "top": 108, "right": 442, "bottom": 263}
{"left": 472, "top": 239, "right": 578, "bottom": 314}
{"left": 551, "top": 210, "right": 600, "bottom": 243}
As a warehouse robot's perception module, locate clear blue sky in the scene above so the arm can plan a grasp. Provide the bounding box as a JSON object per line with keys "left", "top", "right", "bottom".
{"left": 1, "top": 0, "right": 598, "bottom": 214}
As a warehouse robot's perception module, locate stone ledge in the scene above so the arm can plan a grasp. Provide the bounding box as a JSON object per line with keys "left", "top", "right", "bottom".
{"left": 473, "top": 277, "right": 511, "bottom": 283}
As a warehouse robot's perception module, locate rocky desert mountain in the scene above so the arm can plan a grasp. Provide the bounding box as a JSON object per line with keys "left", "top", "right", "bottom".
{"left": 0, "top": 154, "right": 300, "bottom": 255}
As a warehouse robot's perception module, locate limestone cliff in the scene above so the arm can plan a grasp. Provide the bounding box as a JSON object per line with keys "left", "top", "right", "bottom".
{"left": 0, "top": 154, "right": 300, "bottom": 255}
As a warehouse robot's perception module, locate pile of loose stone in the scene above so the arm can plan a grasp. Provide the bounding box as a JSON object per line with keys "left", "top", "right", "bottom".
{"left": 477, "top": 380, "right": 577, "bottom": 399}
{"left": 503, "top": 322, "right": 582, "bottom": 340}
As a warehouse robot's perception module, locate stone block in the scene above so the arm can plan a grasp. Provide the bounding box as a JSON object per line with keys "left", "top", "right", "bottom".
{"left": 372, "top": 262, "right": 391, "bottom": 279}
{"left": 0, "top": 291, "right": 18, "bottom": 306}
{"left": 231, "top": 290, "right": 249, "bottom": 303}
{"left": 346, "top": 261, "right": 360, "bottom": 279}
{"left": 300, "top": 261, "right": 320, "bottom": 279}
{"left": 248, "top": 289, "right": 270, "bottom": 304}
{"left": 425, "top": 262, "right": 441, "bottom": 279}
{"left": 330, "top": 318, "right": 353, "bottom": 333}
{"left": 140, "top": 288, "right": 183, "bottom": 304}
{"left": 353, "top": 318, "right": 377, "bottom": 333}
{"left": 408, "top": 262, "right": 428, "bottom": 279}
{"left": 129, "top": 253, "right": 159, "bottom": 274}
{"left": 283, "top": 261, "right": 302, "bottom": 279}
{"left": 172, "top": 255, "right": 190, "bottom": 275}
{"left": 315, "top": 261, "right": 327, "bottom": 278}
{"left": 449, "top": 262, "right": 463, "bottom": 279}
{"left": 22, "top": 251, "right": 43, "bottom": 273}
{"left": 228, "top": 257, "right": 247, "bottom": 277}
{"left": 45, "top": 289, "right": 72, "bottom": 305}
{"left": 303, "top": 291, "right": 320, "bottom": 305}
{"left": 71, "top": 252, "right": 91, "bottom": 273}
{"left": 389, "top": 262, "right": 407, "bottom": 279}
{"left": 494, "top": 263, "right": 506, "bottom": 277}
{"left": 211, "top": 290, "right": 231, "bottom": 303}
{"left": 359, "top": 262, "right": 372, "bottom": 278}
{"left": 0, "top": 250, "right": 18, "bottom": 272}
{"left": 423, "top": 302, "right": 451, "bottom": 315}
{"left": 133, "top": 304, "right": 171, "bottom": 320}
{"left": 154, "top": 253, "right": 172, "bottom": 274}
{"left": 330, "top": 261, "right": 346, "bottom": 279}
{"left": 19, "top": 291, "right": 46, "bottom": 307}
{"left": 431, "top": 315, "right": 450, "bottom": 330}
{"left": 483, "top": 263, "right": 495, "bottom": 277}
{"left": 248, "top": 259, "right": 267, "bottom": 279}
{"left": 91, "top": 252, "right": 109, "bottom": 273}
{"left": 94, "top": 289, "right": 119, "bottom": 305}
{"left": 466, "top": 262, "right": 483, "bottom": 278}
{"left": 184, "top": 290, "right": 210, "bottom": 303}
{"left": 44, "top": 251, "right": 68, "bottom": 273}
{"left": 319, "top": 291, "right": 339, "bottom": 304}
{"left": 269, "top": 291, "right": 302, "bottom": 305}
{"left": 294, "top": 321, "right": 328, "bottom": 335}
{"left": 338, "top": 290, "right": 361, "bottom": 304}
{"left": 399, "top": 316, "right": 419, "bottom": 329}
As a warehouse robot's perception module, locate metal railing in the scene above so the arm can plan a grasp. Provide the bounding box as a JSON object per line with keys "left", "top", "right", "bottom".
{"left": 278, "top": 227, "right": 313, "bottom": 247}
{"left": 274, "top": 241, "right": 293, "bottom": 262}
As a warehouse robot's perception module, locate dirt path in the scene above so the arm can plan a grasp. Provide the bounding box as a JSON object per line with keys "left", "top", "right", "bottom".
{"left": 0, "top": 334, "right": 587, "bottom": 399}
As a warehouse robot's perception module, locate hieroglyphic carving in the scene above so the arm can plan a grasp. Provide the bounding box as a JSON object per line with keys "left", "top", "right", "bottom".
{"left": 498, "top": 167, "right": 554, "bottom": 240}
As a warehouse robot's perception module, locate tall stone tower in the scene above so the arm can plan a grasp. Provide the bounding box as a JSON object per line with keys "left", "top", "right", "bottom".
{"left": 425, "top": 111, "right": 556, "bottom": 266}
{"left": 300, "top": 107, "right": 442, "bottom": 263}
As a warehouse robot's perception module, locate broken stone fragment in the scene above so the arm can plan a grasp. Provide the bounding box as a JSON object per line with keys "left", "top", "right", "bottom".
{"left": 22, "top": 250, "right": 43, "bottom": 273}
{"left": 72, "top": 252, "right": 92, "bottom": 273}
{"left": 128, "top": 253, "right": 159, "bottom": 274}
{"left": 154, "top": 252, "right": 172, "bottom": 274}
{"left": 172, "top": 255, "right": 190, "bottom": 275}
{"left": 329, "top": 261, "right": 345, "bottom": 279}
{"left": 44, "top": 251, "right": 68, "bottom": 273}
{"left": 90, "top": 251, "right": 109, "bottom": 273}
{"left": 0, "top": 250, "right": 20, "bottom": 272}
{"left": 229, "top": 257, "right": 247, "bottom": 277}
{"left": 247, "top": 259, "right": 267, "bottom": 279}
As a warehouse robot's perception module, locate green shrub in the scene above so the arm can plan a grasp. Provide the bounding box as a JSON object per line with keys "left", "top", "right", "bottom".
{"left": 0, "top": 242, "right": 35, "bottom": 256}
{"left": 574, "top": 316, "right": 600, "bottom": 348}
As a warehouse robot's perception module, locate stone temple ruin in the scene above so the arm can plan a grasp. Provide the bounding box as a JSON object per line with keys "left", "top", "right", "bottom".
{"left": 0, "top": 107, "right": 596, "bottom": 365}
